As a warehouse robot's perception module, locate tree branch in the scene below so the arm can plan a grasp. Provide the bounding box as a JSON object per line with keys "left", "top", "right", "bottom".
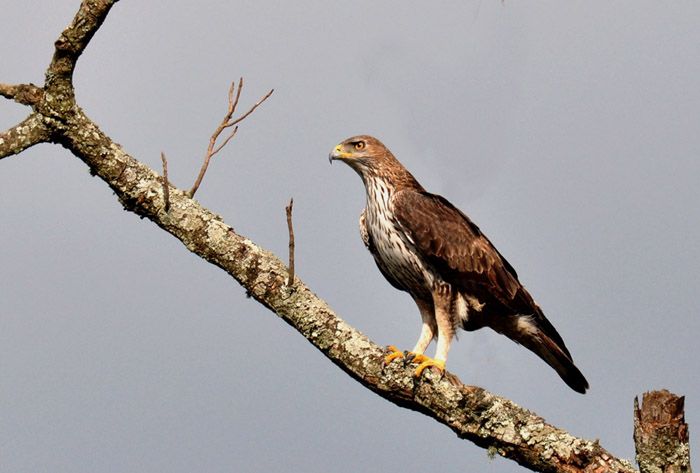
{"left": 0, "top": 83, "right": 44, "bottom": 106}
{"left": 45, "top": 0, "right": 119, "bottom": 93}
{"left": 0, "top": 113, "right": 51, "bottom": 160}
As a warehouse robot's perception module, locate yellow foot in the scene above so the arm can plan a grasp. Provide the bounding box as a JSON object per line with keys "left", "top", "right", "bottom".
{"left": 383, "top": 345, "right": 405, "bottom": 365}
{"left": 403, "top": 351, "right": 425, "bottom": 364}
{"left": 413, "top": 356, "right": 445, "bottom": 377}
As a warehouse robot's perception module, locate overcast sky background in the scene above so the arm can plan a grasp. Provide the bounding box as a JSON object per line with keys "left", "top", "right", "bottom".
{"left": 2, "top": 2, "right": 699, "bottom": 472}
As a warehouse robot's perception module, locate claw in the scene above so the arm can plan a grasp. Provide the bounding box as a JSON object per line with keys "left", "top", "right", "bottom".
{"left": 385, "top": 347, "right": 446, "bottom": 378}
{"left": 383, "top": 345, "right": 405, "bottom": 365}
{"left": 414, "top": 357, "right": 445, "bottom": 377}
{"left": 402, "top": 351, "right": 420, "bottom": 365}
{"left": 407, "top": 353, "right": 429, "bottom": 364}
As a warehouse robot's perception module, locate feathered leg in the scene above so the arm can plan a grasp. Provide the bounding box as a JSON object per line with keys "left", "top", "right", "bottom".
{"left": 414, "top": 283, "right": 454, "bottom": 376}
{"left": 384, "top": 298, "right": 435, "bottom": 365}
{"left": 411, "top": 298, "right": 436, "bottom": 354}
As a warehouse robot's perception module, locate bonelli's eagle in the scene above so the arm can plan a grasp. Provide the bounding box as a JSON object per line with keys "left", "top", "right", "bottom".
{"left": 330, "top": 135, "right": 588, "bottom": 394}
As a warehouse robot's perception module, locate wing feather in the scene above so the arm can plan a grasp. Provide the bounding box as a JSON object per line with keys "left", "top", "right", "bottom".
{"left": 391, "top": 190, "right": 576, "bottom": 360}
{"left": 392, "top": 190, "right": 522, "bottom": 305}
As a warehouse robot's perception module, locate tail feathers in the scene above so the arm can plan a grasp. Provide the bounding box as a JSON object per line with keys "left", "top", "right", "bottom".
{"left": 500, "top": 315, "right": 589, "bottom": 394}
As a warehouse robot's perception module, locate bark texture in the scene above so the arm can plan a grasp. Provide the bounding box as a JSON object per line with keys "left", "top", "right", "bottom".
{"left": 634, "top": 390, "right": 692, "bottom": 473}
{"left": 0, "top": 113, "right": 50, "bottom": 158}
{"left": 0, "top": 2, "right": 691, "bottom": 473}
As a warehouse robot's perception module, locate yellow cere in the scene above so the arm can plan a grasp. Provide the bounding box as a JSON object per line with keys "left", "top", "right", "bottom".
{"left": 335, "top": 144, "right": 352, "bottom": 158}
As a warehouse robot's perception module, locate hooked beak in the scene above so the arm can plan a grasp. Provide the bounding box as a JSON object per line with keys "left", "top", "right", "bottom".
{"left": 328, "top": 144, "right": 351, "bottom": 164}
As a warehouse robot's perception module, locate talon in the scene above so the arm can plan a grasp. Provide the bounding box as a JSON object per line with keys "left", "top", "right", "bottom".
{"left": 406, "top": 352, "right": 429, "bottom": 364}
{"left": 383, "top": 345, "right": 404, "bottom": 365}
{"left": 414, "top": 357, "right": 445, "bottom": 377}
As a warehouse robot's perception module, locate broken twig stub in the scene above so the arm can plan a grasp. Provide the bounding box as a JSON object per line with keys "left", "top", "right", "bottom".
{"left": 286, "top": 197, "right": 295, "bottom": 285}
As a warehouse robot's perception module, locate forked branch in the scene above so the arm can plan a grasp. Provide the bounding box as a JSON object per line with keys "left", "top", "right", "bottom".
{"left": 188, "top": 78, "right": 274, "bottom": 197}
{"left": 1, "top": 0, "right": 119, "bottom": 160}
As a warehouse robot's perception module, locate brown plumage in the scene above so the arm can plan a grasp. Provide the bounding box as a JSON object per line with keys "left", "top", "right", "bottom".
{"left": 330, "top": 135, "right": 588, "bottom": 393}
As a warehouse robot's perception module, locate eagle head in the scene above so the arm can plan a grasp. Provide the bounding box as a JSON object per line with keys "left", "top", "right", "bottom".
{"left": 328, "top": 135, "right": 393, "bottom": 175}
{"left": 329, "top": 135, "right": 422, "bottom": 190}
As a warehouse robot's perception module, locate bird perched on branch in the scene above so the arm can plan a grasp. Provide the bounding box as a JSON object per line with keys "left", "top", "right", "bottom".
{"left": 329, "top": 135, "right": 588, "bottom": 393}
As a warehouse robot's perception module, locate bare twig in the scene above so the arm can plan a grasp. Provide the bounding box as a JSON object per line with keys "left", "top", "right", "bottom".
{"left": 227, "top": 85, "right": 274, "bottom": 128}
{"left": 211, "top": 125, "right": 238, "bottom": 157}
{"left": 285, "top": 197, "right": 295, "bottom": 285}
{"left": 160, "top": 151, "right": 170, "bottom": 212}
{"left": 188, "top": 78, "right": 274, "bottom": 197}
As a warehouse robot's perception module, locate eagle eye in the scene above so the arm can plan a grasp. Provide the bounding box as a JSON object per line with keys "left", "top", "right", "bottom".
{"left": 354, "top": 141, "right": 366, "bottom": 151}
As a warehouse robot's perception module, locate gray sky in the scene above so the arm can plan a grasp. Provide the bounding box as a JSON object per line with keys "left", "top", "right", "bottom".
{"left": 2, "top": 2, "right": 699, "bottom": 472}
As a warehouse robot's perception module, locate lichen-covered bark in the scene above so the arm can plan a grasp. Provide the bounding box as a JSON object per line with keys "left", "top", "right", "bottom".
{"left": 0, "top": 1, "right": 690, "bottom": 473}
{"left": 45, "top": 0, "right": 117, "bottom": 94}
{"left": 634, "top": 391, "right": 692, "bottom": 473}
{"left": 0, "top": 113, "right": 50, "bottom": 159}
